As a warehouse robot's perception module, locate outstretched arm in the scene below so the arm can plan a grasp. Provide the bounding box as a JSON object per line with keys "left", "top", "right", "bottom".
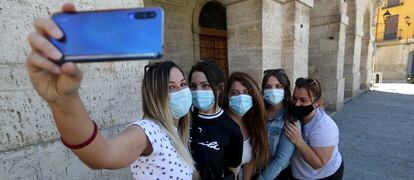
{"left": 27, "top": 3, "right": 150, "bottom": 170}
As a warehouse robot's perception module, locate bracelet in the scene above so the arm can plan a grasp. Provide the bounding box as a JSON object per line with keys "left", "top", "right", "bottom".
{"left": 61, "top": 120, "right": 98, "bottom": 149}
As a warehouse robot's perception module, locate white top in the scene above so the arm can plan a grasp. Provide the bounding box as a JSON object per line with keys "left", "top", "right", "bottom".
{"left": 236, "top": 138, "right": 253, "bottom": 174}
{"left": 130, "top": 119, "right": 192, "bottom": 180}
{"left": 291, "top": 108, "right": 342, "bottom": 179}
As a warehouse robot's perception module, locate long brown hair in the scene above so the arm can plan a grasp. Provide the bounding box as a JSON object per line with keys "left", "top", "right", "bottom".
{"left": 262, "top": 69, "right": 297, "bottom": 122}
{"left": 142, "top": 60, "right": 194, "bottom": 169}
{"left": 223, "top": 72, "right": 269, "bottom": 169}
{"left": 188, "top": 60, "right": 226, "bottom": 109}
{"left": 262, "top": 69, "right": 291, "bottom": 109}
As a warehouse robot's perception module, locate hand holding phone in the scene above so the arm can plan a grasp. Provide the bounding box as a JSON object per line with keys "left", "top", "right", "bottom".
{"left": 50, "top": 7, "right": 164, "bottom": 63}
{"left": 27, "top": 3, "right": 83, "bottom": 106}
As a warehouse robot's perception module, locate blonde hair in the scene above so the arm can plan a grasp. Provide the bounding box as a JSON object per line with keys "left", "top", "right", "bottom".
{"left": 142, "top": 61, "right": 194, "bottom": 170}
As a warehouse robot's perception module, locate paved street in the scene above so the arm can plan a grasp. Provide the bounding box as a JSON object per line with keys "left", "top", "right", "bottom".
{"left": 333, "top": 84, "right": 414, "bottom": 179}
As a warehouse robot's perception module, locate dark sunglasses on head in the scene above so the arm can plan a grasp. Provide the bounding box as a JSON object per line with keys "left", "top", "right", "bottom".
{"left": 295, "top": 77, "right": 320, "bottom": 92}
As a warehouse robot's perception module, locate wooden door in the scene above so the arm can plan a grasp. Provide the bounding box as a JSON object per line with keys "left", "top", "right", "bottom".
{"left": 199, "top": 28, "right": 228, "bottom": 76}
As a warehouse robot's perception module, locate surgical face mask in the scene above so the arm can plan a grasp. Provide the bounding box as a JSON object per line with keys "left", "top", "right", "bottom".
{"left": 263, "top": 89, "right": 284, "bottom": 106}
{"left": 169, "top": 88, "right": 192, "bottom": 119}
{"left": 229, "top": 94, "right": 253, "bottom": 116}
{"left": 191, "top": 90, "right": 215, "bottom": 111}
{"left": 291, "top": 104, "right": 314, "bottom": 119}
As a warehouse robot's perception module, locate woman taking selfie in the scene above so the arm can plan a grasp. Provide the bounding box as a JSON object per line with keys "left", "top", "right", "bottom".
{"left": 188, "top": 60, "right": 243, "bottom": 180}
{"left": 222, "top": 72, "right": 269, "bottom": 180}
{"left": 26, "top": 3, "right": 194, "bottom": 179}
{"left": 285, "top": 78, "right": 343, "bottom": 180}
{"left": 257, "top": 69, "right": 300, "bottom": 180}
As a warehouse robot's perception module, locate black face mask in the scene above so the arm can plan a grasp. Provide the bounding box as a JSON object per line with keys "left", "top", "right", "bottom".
{"left": 291, "top": 104, "right": 314, "bottom": 118}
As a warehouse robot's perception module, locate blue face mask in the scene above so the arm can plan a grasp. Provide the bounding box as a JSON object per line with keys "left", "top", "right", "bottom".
{"left": 169, "top": 88, "right": 192, "bottom": 119}
{"left": 263, "top": 89, "right": 284, "bottom": 106}
{"left": 191, "top": 90, "right": 215, "bottom": 111}
{"left": 229, "top": 94, "right": 253, "bottom": 116}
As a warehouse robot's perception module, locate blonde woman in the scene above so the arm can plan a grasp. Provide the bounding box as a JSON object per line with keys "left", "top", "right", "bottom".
{"left": 26, "top": 3, "right": 194, "bottom": 179}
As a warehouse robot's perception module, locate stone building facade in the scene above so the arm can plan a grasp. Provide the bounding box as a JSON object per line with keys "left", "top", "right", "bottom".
{"left": 373, "top": 0, "right": 414, "bottom": 83}
{"left": 150, "top": 0, "right": 379, "bottom": 110}
{"left": 0, "top": 0, "right": 379, "bottom": 179}
{"left": 374, "top": 40, "right": 414, "bottom": 82}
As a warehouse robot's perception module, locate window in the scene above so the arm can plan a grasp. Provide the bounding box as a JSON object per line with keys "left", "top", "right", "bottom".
{"left": 386, "top": 0, "right": 401, "bottom": 8}
{"left": 384, "top": 15, "right": 399, "bottom": 40}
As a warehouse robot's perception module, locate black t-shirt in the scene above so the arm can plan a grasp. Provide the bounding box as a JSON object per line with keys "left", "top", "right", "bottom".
{"left": 190, "top": 108, "right": 243, "bottom": 180}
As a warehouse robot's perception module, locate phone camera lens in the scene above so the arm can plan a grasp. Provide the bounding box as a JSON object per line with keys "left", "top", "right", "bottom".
{"left": 134, "top": 12, "right": 143, "bottom": 19}
{"left": 134, "top": 11, "right": 156, "bottom": 19}
{"left": 148, "top": 12, "right": 156, "bottom": 18}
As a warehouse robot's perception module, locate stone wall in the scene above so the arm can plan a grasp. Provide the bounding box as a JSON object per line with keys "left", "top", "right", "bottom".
{"left": 360, "top": 7, "right": 375, "bottom": 89}
{"left": 375, "top": 40, "right": 414, "bottom": 82}
{"left": 226, "top": 0, "right": 265, "bottom": 82}
{"left": 262, "top": 0, "right": 284, "bottom": 79}
{"left": 143, "top": 0, "right": 200, "bottom": 76}
{"left": 309, "top": 0, "right": 346, "bottom": 111}
{"left": 309, "top": 0, "right": 376, "bottom": 111}
{"left": 344, "top": 0, "right": 362, "bottom": 98}
{"left": 227, "top": 0, "right": 312, "bottom": 84}
{"left": 343, "top": 0, "right": 375, "bottom": 98}
{"left": 0, "top": 0, "right": 145, "bottom": 179}
{"left": 282, "top": 0, "right": 311, "bottom": 83}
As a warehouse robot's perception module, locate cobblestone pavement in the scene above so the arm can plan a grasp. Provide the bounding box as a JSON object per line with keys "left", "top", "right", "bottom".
{"left": 333, "top": 84, "right": 414, "bottom": 180}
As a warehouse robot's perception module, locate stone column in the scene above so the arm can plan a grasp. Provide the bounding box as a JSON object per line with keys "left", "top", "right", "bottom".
{"left": 309, "top": 0, "right": 347, "bottom": 111}
{"left": 344, "top": 1, "right": 364, "bottom": 99}
{"left": 262, "top": 0, "right": 285, "bottom": 80}
{"left": 360, "top": 39, "right": 374, "bottom": 89}
{"left": 344, "top": 31, "right": 362, "bottom": 98}
{"left": 225, "top": 0, "right": 262, "bottom": 82}
{"left": 282, "top": 0, "right": 313, "bottom": 82}
{"left": 360, "top": 7, "right": 376, "bottom": 90}
{"left": 225, "top": 0, "right": 312, "bottom": 84}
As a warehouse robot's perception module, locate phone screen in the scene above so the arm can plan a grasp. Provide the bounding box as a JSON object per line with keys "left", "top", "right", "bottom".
{"left": 51, "top": 8, "right": 164, "bottom": 62}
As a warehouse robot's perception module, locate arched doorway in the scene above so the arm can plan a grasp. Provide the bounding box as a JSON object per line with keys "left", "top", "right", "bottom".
{"left": 198, "top": 1, "right": 228, "bottom": 76}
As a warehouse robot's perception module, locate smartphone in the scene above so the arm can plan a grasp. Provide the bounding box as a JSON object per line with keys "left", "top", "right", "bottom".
{"left": 50, "top": 7, "right": 164, "bottom": 63}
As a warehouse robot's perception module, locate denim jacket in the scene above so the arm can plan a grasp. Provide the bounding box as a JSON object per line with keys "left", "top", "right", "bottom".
{"left": 257, "top": 108, "right": 300, "bottom": 180}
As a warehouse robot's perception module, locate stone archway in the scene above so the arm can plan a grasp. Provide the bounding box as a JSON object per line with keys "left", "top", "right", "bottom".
{"left": 192, "top": 0, "right": 228, "bottom": 76}
{"left": 360, "top": 9, "right": 373, "bottom": 90}
{"left": 309, "top": 0, "right": 347, "bottom": 111}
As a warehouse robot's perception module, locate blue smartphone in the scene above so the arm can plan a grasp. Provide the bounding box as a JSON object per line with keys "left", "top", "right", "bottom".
{"left": 50, "top": 7, "right": 164, "bottom": 63}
